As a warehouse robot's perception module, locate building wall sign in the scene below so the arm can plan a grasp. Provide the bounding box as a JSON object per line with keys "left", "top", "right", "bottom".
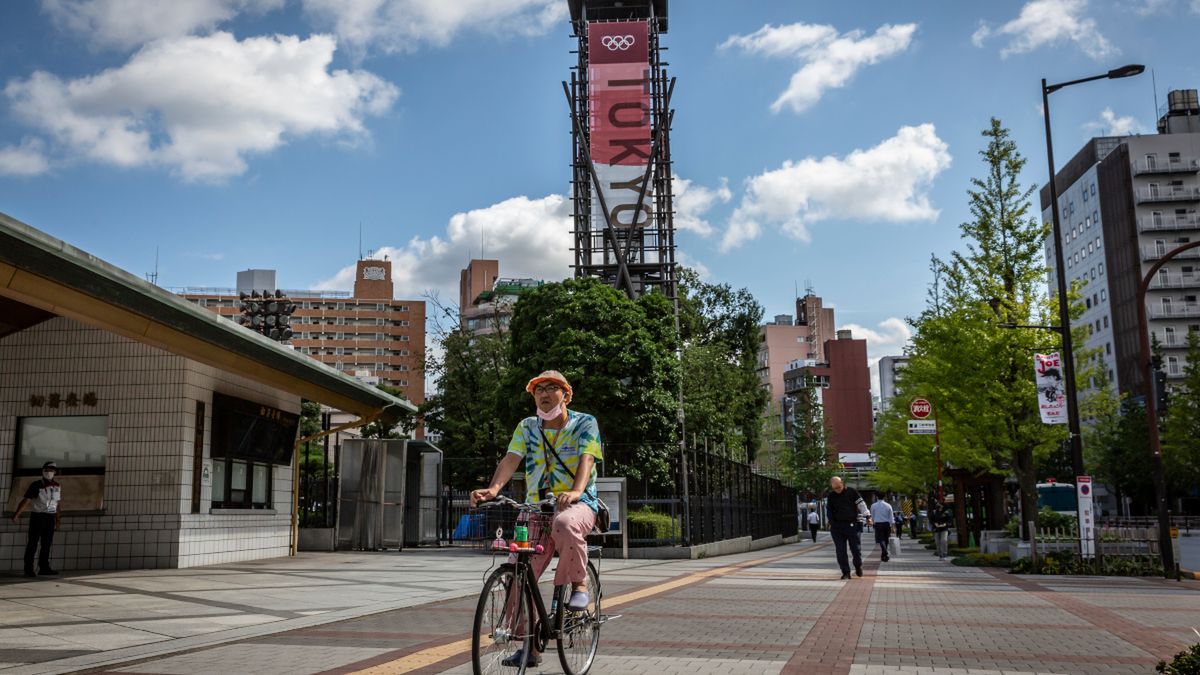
{"left": 362, "top": 266, "right": 388, "bottom": 281}
{"left": 28, "top": 392, "right": 98, "bottom": 408}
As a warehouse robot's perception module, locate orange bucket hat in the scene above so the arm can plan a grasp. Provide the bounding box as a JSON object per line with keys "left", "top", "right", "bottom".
{"left": 525, "top": 370, "right": 573, "bottom": 401}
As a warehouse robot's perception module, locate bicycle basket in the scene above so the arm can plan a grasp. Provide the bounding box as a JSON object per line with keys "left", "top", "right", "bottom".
{"left": 473, "top": 506, "right": 553, "bottom": 552}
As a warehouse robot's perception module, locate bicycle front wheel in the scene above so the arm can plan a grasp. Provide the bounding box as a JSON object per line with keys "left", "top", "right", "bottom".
{"left": 473, "top": 564, "right": 532, "bottom": 675}
{"left": 557, "top": 561, "right": 601, "bottom": 675}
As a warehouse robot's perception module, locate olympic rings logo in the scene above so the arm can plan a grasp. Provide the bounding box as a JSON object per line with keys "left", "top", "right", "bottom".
{"left": 600, "top": 35, "right": 636, "bottom": 51}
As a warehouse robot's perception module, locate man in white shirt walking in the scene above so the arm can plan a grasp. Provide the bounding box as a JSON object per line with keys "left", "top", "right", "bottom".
{"left": 869, "top": 496, "right": 895, "bottom": 562}
{"left": 807, "top": 509, "right": 820, "bottom": 542}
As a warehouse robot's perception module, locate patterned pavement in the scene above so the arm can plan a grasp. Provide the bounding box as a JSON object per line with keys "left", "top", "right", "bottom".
{"left": 14, "top": 535, "right": 1200, "bottom": 675}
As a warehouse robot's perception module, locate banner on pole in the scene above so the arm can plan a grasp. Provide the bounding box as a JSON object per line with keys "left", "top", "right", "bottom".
{"left": 588, "top": 20, "right": 653, "bottom": 233}
{"left": 1034, "top": 352, "right": 1067, "bottom": 425}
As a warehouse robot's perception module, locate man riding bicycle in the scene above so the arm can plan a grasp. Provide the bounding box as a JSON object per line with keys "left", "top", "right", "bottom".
{"left": 470, "top": 370, "right": 603, "bottom": 668}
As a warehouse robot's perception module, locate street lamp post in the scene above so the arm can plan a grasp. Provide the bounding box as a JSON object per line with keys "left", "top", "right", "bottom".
{"left": 1041, "top": 64, "right": 1144, "bottom": 482}
{"left": 1041, "top": 64, "right": 1144, "bottom": 560}
{"left": 1135, "top": 242, "right": 1196, "bottom": 577}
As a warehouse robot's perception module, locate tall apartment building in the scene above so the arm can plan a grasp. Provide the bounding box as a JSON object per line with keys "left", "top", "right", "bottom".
{"left": 179, "top": 259, "right": 425, "bottom": 407}
{"left": 458, "top": 259, "right": 544, "bottom": 335}
{"left": 1041, "top": 89, "right": 1200, "bottom": 395}
{"left": 757, "top": 293, "right": 836, "bottom": 405}
{"left": 877, "top": 355, "right": 911, "bottom": 411}
{"left": 782, "top": 329, "right": 874, "bottom": 465}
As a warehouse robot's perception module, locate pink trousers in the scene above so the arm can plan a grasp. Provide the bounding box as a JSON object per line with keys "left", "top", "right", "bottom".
{"left": 510, "top": 502, "right": 595, "bottom": 586}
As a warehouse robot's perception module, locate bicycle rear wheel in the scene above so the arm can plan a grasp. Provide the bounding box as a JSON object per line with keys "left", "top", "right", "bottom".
{"left": 472, "top": 564, "right": 532, "bottom": 675}
{"left": 557, "top": 561, "right": 601, "bottom": 675}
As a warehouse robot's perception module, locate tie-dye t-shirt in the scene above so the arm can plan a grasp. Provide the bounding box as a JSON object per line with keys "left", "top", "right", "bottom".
{"left": 506, "top": 409, "right": 604, "bottom": 513}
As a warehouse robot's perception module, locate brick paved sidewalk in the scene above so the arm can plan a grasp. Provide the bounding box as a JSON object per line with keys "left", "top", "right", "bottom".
{"left": 7, "top": 534, "right": 1199, "bottom": 675}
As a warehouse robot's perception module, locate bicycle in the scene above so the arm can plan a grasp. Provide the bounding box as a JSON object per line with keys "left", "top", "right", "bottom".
{"left": 471, "top": 495, "right": 608, "bottom": 675}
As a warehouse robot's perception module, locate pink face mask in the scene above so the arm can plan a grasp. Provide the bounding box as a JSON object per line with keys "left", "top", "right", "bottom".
{"left": 537, "top": 404, "right": 563, "bottom": 421}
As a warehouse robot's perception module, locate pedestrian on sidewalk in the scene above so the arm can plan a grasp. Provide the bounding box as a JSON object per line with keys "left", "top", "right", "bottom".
{"left": 10, "top": 461, "right": 62, "bottom": 578}
{"left": 894, "top": 510, "right": 904, "bottom": 539}
{"left": 870, "top": 497, "right": 894, "bottom": 562}
{"left": 930, "top": 502, "right": 951, "bottom": 559}
{"left": 826, "top": 476, "right": 871, "bottom": 579}
{"left": 807, "top": 509, "right": 820, "bottom": 542}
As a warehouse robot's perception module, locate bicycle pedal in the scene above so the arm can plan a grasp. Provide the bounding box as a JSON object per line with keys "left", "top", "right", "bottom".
{"left": 597, "top": 613, "right": 621, "bottom": 624}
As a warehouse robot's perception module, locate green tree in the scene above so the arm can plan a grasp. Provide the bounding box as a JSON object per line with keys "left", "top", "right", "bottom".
{"left": 872, "top": 119, "right": 1088, "bottom": 538}
{"left": 1091, "top": 396, "right": 1155, "bottom": 512}
{"left": 421, "top": 313, "right": 510, "bottom": 488}
{"left": 782, "top": 371, "right": 837, "bottom": 495}
{"left": 501, "top": 278, "right": 680, "bottom": 486}
{"left": 1161, "top": 330, "right": 1200, "bottom": 501}
{"left": 677, "top": 268, "right": 768, "bottom": 461}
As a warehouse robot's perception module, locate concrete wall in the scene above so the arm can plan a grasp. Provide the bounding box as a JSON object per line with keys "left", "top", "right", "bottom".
{"left": 0, "top": 317, "right": 297, "bottom": 572}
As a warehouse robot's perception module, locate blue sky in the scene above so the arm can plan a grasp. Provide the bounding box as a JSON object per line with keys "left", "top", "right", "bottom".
{"left": 2, "top": 0, "right": 1198, "bottom": 381}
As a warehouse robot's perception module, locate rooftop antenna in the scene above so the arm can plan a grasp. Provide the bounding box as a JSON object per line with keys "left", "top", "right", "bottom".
{"left": 145, "top": 246, "right": 159, "bottom": 286}
{"left": 1151, "top": 68, "right": 1159, "bottom": 124}
{"left": 358, "top": 222, "right": 363, "bottom": 260}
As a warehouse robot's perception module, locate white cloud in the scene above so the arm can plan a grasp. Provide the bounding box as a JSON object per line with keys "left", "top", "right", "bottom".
{"left": 4, "top": 32, "right": 397, "bottom": 182}
{"left": 673, "top": 175, "right": 731, "bottom": 238}
{"left": 840, "top": 317, "right": 912, "bottom": 396}
{"left": 1134, "top": 0, "right": 1174, "bottom": 15}
{"left": 0, "top": 138, "right": 50, "bottom": 176}
{"left": 973, "top": 0, "right": 1116, "bottom": 60}
{"left": 721, "top": 124, "right": 951, "bottom": 251}
{"left": 1084, "top": 108, "right": 1143, "bottom": 136}
{"left": 314, "top": 194, "right": 574, "bottom": 303}
{"left": 41, "top": 0, "right": 283, "bottom": 50}
{"left": 301, "top": 0, "right": 567, "bottom": 55}
{"left": 676, "top": 250, "right": 711, "bottom": 280}
{"left": 721, "top": 22, "right": 916, "bottom": 114}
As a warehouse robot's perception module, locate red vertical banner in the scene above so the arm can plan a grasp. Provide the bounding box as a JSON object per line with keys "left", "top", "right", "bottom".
{"left": 588, "top": 20, "right": 652, "bottom": 229}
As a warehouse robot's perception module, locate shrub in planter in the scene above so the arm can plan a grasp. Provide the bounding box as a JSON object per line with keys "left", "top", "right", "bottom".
{"left": 1156, "top": 629, "right": 1200, "bottom": 674}
{"left": 952, "top": 552, "right": 1011, "bottom": 567}
{"left": 627, "top": 507, "right": 680, "bottom": 543}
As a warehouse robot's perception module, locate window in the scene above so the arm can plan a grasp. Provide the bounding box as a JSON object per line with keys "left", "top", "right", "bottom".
{"left": 16, "top": 416, "right": 108, "bottom": 474}
{"left": 1091, "top": 183, "right": 1097, "bottom": 196}
{"left": 1099, "top": 263, "right": 1105, "bottom": 274}
{"left": 1103, "top": 316, "right": 1109, "bottom": 328}
{"left": 1106, "top": 343, "right": 1112, "bottom": 355}
{"left": 1086, "top": 298, "right": 1092, "bottom": 309}
{"left": 1083, "top": 188, "right": 1089, "bottom": 202}
{"left": 208, "top": 393, "right": 298, "bottom": 510}
{"left": 1101, "top": 289, "right": 1107, "bottom": 301}
{"left": 1166, "top": 326, "right": 1177, "bottom": 346}
{"left": 1085, "top": 216, "right": 1091, "bottom": 229}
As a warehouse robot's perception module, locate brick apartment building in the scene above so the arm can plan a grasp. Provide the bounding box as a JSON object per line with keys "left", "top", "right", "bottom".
{"left": 179, "top": 259, "right": 425, "bottom": 408}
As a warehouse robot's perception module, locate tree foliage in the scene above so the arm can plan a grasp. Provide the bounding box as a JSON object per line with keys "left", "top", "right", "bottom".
{"left": 781, "top": 370, "right": 837, "bottom": 495}
{"left": 1161, "top": 330, "right": 1200, "bottom": 503}
{"left": 871, "top": 119, "right": 1093, "bottom": 537}
{"left": 421, "top": 309, "right": 510, "bottom": 487}
{"left": 501, "top": 278, "right": 680, "bottom": 485}
{"left": 677, "top": 268, "right": 768, "bottom": 461}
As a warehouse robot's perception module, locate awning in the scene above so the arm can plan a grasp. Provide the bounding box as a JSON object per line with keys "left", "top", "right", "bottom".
{"left": 0, "top": 210, "right": 415, "bottom": 424}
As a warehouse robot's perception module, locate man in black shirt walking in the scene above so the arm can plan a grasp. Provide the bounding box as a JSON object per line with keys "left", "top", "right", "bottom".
{"left": 826, "top": 476, "right": 871, "bottom": 579}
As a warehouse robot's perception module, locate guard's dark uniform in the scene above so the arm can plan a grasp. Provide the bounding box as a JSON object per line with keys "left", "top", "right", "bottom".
{"left": 23, "top": 477, "right": 61, "bottom": 575}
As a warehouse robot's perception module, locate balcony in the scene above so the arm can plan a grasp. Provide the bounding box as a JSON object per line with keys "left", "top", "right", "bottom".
{"left": 1141, "top": 245, "right": 1200, "bottom": 261}
{"left": 1138, "top": 214, "right": 1200, "bottom": 232}
{"left": 1153, "top": 333, "right": 1192, "bottom": 349}
{"left": 1147, "top": 303, "right": 1200, "bottom": 319}
{"left": 1132, "top": 157, "right": 1200, "bottom": 175}
{"left": 1148, "top": 274, "right": 1200, "bottom": 290}
{"left": 1136, "top": 186, "right": 1200, "bottom": 204}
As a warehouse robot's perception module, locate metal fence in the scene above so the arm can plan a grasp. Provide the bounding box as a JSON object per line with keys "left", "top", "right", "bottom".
{"left": 1028, "top": 521, "right": 1163, "bottom": 570}
{"left": 626, "top": 444, "right": 799, "bottom": 547}
{"left": 1098, "top": 515, "right": 1199, "bottom": 535}
{"left": 438, "top": 442, "right": 800, "bottom": 551}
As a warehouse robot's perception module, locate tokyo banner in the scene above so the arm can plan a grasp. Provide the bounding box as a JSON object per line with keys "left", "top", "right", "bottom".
{"left": 588, "top": 20, "right": 652, "bottom": 232}
{"left": 1034, "top": 352, "right": 1067, "bottom": 425}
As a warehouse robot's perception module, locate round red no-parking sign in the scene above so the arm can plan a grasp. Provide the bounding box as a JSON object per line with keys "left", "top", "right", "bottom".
{"left": 910, "top": 398, "right": 932, "bottom": 419}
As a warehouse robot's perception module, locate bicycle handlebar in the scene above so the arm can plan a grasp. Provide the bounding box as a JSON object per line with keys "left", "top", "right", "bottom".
{"left": 475, "top": 494, "right": 555, "bottom": 512}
